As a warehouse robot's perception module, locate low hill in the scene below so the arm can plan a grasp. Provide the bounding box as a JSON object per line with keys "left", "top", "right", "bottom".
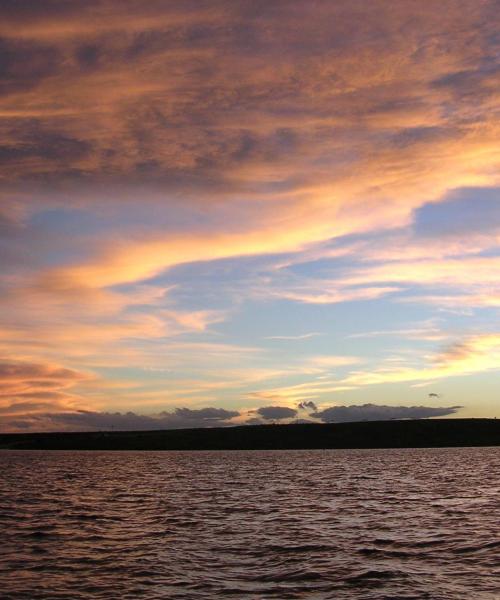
{"left": 0, "top": 418, "right": 499, "bottom": 450}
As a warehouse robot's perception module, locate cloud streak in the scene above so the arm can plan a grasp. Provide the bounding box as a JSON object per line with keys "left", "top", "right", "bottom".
{"left": 0, "top": 357, "right": 90, "bottom": 419}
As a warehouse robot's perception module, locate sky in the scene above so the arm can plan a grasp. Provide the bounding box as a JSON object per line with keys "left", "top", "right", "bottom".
{"left": 0, "top": 0, "right": 499, "bottom": 432}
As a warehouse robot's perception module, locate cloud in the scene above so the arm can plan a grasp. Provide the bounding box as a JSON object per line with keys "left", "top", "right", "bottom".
{"left": 307, "top": 356, "right": 361, "bottom": 369}
{"left": 312, "top": 403, "right": 462, "bottom": 423}
{"left": 243, "top": 333, "right": 500, "bottom": 403}
{"left": 264, "top": 333, "right": 321, "bottom": 340}
{"left": 298, "top": 400, "right": 317, "bottom": 412}
{"left": 339, "top": 334, "right": 500, "bottom": 388}
{"left": 0, "top": 359, "right": 83, "bottom": 381}
{"left": 243, "top": 417, "right": 265, "bottom": 426}
{"left": 0, "top": 278, "right": 230, "bottom": 372}
{"left": 249, "top": 377, "right": 360, "bottom": 405}
{"left": 343, "top": 256, "right": 500, "bottom": 290}
{"left": 263, "top": 283, "right": 400, "bottom": 305}
{"left": 0, "top": 406, "right": 240, "bottom": 433}
{"left": 170, "top": 407, "right": 239, "bottom": 423}
{"left": 347, "top": 324, "right": 447, "bottom": 342}
{"left": 0, "top": 2, "right": 498, "bottom": 300}
{"left": 0, "top": 1, "right": 499, "bottom": 423}
{"left": 256, "top": 406, "right": 297, "bottom": 420}
{"left": 0, "top": 357, "right": 90, "bottom": 418}
{"left": 1, "top": 1, "right": 498, "bottom": 225}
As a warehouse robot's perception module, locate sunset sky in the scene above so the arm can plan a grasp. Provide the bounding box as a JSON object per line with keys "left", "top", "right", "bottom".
{"left": 1, "top": 0, "right": 499, "bottom": 432}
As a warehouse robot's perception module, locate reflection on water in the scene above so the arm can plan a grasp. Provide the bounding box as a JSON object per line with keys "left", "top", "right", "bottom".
{"left": 1, "top": 448, "right": 499, "bottom": 599}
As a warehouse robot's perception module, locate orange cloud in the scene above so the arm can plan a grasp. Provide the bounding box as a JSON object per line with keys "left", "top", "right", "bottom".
{"left": 0, "top": 357, "right": 91, "bottom": 422}
{"left": 340, "top": 334, "right": 500, "bottom": 388}
{"left": 0, "top": 1, "right": 499, "bottom": 425}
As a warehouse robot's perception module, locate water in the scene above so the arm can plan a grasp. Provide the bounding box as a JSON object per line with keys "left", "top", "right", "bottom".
{"left": 1, "top": 448, "right": 499, "bottom": 600}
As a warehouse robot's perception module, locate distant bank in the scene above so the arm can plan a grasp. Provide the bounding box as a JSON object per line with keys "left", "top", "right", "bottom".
{"left": 0, "top": 418, "right": 499, "bottom": 450}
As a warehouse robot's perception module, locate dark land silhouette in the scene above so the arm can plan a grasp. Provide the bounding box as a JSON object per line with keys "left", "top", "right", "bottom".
{"left": 0, "top": 418, "right": 499, "bottom": 450}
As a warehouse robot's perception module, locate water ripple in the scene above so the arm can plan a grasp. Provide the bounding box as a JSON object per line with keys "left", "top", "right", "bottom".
{"left": 0, "top": 447, "right": 499, "bottom": 599}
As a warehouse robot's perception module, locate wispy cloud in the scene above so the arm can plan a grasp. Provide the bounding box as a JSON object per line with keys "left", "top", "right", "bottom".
{"left": 264, "top": 333, "right": 321, "bottom": 341}
{"left": 0, "top": 357, "right": 91, "bottom": 418}
{"left": 0, "top": 1, "right": 499, "bottom": 427}
{"left": 338, "top": 334, "right": 500, "bottom": 388}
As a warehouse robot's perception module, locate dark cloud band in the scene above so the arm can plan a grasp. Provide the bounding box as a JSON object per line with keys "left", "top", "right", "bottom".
{"left": 312, "top": 403, "right": 462, "bottom": 423}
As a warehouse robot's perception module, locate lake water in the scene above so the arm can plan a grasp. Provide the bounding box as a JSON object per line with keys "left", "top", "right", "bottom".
{"left": 1, "top": 448, "right": 499, "bottom": 599}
